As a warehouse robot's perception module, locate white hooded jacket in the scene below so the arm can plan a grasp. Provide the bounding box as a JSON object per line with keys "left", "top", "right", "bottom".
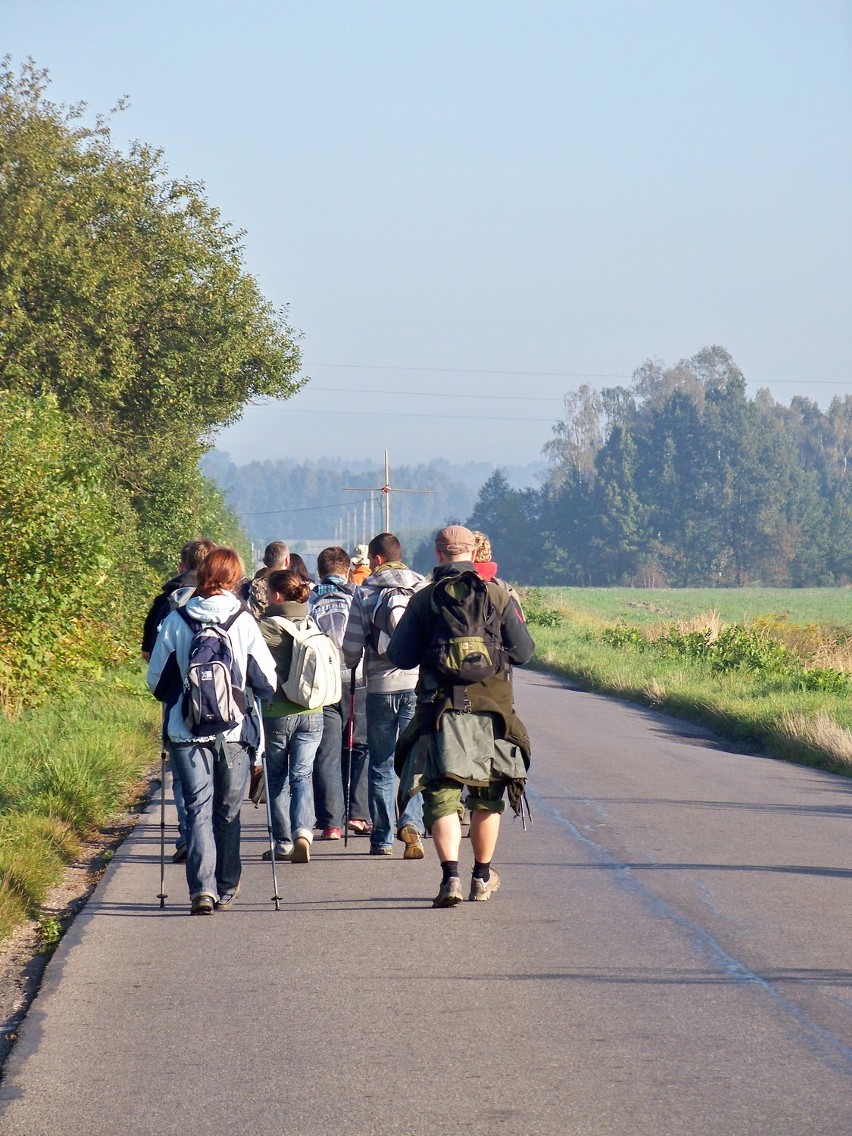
{"left": 147, "top": 591, "right": 277, "bottom": 745}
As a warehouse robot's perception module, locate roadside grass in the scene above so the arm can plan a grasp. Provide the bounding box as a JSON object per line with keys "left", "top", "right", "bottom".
{"left": 522, "top": 587, "right": 852, "bottom": 775}
{"left": 0, "top": 669, "right": 159, "bottom": 942}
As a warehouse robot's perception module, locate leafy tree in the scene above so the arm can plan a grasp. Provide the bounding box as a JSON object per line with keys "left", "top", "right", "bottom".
{"left": 0, "top": 59, "right": 302, "bottom": 569}
{"left": 591, "top": 425, "right": 646, "bottom": 583}
{"left": 540, "top": 347, "right": 849, "bottom": 586}
{"left": 0, "top": 60, "right": 304, "bottom": 708}
{"left": 466, "top": 471, "right": 542, "bottom": 582}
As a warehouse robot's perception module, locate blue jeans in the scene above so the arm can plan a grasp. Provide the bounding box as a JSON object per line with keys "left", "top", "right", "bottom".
{"left": 314, "top": 694, "right": 370, "bottom": 827}
{"left": 312, "top": 703, "right": 345, "bottom": 829}
{"left": 170, "top": 740, "right": 251, "bottom": 900}
{"left": 265, "top": 713, "right": 322, "bottom": 844}
{"left": 366, "top": 690, "right": 424, "bottom": 849}
{"left": 171, "top": 764, "right": 187, "bottom": 850}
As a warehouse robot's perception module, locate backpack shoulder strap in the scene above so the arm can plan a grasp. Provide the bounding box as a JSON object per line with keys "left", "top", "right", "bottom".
{"left": 221, "top": 607, "right": 247, "bottom": 633}
{"left": 177, "top": 606, "right": 200, "bottom": 632}
{"left": 269, "top": 614, "right": 314, "bottom": 637}
{"left": 484, "top": 578, "right": 512, "bottom": 616}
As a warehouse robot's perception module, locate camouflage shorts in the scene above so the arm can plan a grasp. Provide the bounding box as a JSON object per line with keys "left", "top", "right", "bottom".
{"left": 422, "top": 777, "right": 507, "bottom": 830}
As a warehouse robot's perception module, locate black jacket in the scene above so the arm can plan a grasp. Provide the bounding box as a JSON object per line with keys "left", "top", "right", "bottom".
{"left": 141, "top": 570, "right": 196, "bottom": 655}
{"left": 386, "top": 561, "right": 534, "bottom": 675}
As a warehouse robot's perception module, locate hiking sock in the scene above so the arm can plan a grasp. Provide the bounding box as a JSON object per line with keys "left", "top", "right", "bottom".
{"left": 440, "top": 860, "right": 459, "bottom": 884}
{"left": 473, "top": 861, "right": 491, "bottom": 882}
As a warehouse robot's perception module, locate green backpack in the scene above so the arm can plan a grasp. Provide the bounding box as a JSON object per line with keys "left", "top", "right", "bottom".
{"left": 425, "top": 571, "right": 507, "bottom": 685}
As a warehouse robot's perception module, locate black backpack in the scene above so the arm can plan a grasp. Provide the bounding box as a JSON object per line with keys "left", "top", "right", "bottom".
{"left": 424, "top": 571, "right": 506, "bottom": 685}
{"left": 178, "top": 608, "right": 246, "bottom": 737}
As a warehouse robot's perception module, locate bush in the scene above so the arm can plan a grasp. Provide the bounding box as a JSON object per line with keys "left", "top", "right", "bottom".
{"left": 0, "top": 393, "right": 150, "bottom": 713}
{"left": 602, "top": 624, "right": 646, "bottom": 649}
{"left": 797, "top": 668, "right": 850, "bottom": 694}
{"left": 520, "top": 587, "right": 563, "bottom": 628}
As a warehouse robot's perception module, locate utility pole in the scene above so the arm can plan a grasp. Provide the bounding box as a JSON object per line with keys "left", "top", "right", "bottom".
{"left": 344, "top": 450, "right": 433, "bottom": 534}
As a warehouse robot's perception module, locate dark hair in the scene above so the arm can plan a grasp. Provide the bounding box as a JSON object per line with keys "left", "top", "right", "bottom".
{"left": 368, "top": 532, "right": 401, "bottom": 562}
{"left": 288, "top": 552, "right": 312, "bottom": 584}
{"left": 317, "top": 546, "right": 351, "bottom": 579}
{"left": 180, "top": 537, "right": 217, "bottom": 572}
{"left": 263, "top": 541, "right": 290, "bottom": 569}
{"left": 266, "top": 569, "right": 310, "bottom": 604}
{"left": 195, "top": 547, "right": 245, "bottom": 596}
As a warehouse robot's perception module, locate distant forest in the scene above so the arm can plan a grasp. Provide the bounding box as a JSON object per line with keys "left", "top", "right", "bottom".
{"left": 202, "top": 454, "right": 544, "bottom": 550}
{"left": 460, "top": 347, "right": 851, "bottom": 587}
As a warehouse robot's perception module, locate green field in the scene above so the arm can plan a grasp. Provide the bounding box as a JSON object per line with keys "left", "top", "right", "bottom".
{"left": 521, "top": 587, "right": 852, "bottom": 774}
{"left": 545, "top": 587, "right": 851, "bottom": 630}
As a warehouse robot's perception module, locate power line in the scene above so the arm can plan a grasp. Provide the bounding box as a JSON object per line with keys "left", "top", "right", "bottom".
{"left": 302, "top": 363, "right": 851, "bottom": 385}
{"left": 243, "top": 497, "right": 373, "bottom": 517}
{"left": 305, "top": 362, "right": 629, "bottom": 378}
{"left": 262, "top": 407, "right": 557, "bottom": 423}
{"left": 300, "top": 386, "right": 566, "bottom": 403}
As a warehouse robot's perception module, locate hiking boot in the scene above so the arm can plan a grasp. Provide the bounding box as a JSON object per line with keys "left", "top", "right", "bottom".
{"left": 262, "top": 845, "right": 293, "bottom": 862}
{"left": 215, "top": 882, "right": 241, "bottom": 911}
{"left": 468, "top": 868, "right": 501, "bottom": 902}
{"left": 320, "top": 827, "right": 342, "bottom": 840}
{"left": 432, "top": 877, "right": 463, "bottom": 908}
{"left": 291, "top": 836, "right": 311, "bottom": 863}
{"left": 347, "top": 818, "right": 372, "bottom": 836}
{"left": 369, "top": 844, "right": 393, "bottom": 857}
{"left": 399, "top": 824, "right": 425, "bottom": 860}
{"left": 172, "top": 844, "right": 188, "bottom": 864}
{"left": 189, "top": 892, "right": 215, "bottom": 916}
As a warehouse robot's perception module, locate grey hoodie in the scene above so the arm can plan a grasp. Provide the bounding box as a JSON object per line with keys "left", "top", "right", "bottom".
{"left": 342, "top": 563, "right": 426, "bottom": 693}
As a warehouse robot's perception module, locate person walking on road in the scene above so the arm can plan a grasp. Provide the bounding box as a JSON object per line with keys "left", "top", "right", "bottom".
{"left": 258, "top": 569, "right": 325, "bottom": 864}
{"left": 141, "top": 537, "right": 218, "bottom": 662}
{"left": 245, "top": 541, "right": 290, "bottom": 618}
{"left": 387, "top": 525, "right": 534, "bottom": 907}
{"left": 141, "top": 537, "right": 217, "bottom": 863}
{"left": 310, "top": 546, "right": 370, "bottom": 839}
{"left": 342, "top": 533, "right": 427, "bottom": 858}
{"left": 350, "top": 544, "right": 371, "bottom": 585}
{"left": 147, "top": 547, "right": 277, "bottom": 915}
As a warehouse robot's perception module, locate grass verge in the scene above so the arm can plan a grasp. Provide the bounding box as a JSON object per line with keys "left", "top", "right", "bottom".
{"left": 0, "top": 668, "right": 159, "bottom": 942}
{"left": 521, "top": 587, "right": 852, "bottom": 776}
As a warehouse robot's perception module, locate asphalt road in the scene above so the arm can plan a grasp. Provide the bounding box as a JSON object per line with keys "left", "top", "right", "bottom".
{"left": 0, "top": 670, "right": 849, "bottom": 1136}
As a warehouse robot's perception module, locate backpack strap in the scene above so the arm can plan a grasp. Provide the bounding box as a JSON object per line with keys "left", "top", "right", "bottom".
{"left": 221, "top": 607, "right": 247, "bottom": 632}
{"left": 176, "top": 606, "right": 200, "bottom": 633}
{"left": 268, "top": 614, "right": 312, "bottom": 636}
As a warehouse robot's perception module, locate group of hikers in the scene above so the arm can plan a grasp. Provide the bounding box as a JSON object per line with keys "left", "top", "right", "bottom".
{"left": 143, "top": 526, "right": 535, "bottom": 915}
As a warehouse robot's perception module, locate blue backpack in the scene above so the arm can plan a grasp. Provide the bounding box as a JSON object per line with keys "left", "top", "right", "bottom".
{"left": 177, "top": 608, "right": 246, "bottom": 737}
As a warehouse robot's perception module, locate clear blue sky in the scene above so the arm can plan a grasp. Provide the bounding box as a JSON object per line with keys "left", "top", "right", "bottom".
{"left": 4, "top": 1, "right": 851, "bottom": 467}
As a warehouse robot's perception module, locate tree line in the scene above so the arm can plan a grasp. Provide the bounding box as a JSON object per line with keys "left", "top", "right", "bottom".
{"left": 0, "top": 60, "right": 301, "bottom": 709}
{"left": 464, "top": 347, "right": 851, "bottom": 587}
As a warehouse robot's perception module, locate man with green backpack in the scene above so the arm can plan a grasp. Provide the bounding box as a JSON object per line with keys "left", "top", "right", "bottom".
{"left": 387, "top": 526, "right": 535, "bottom": 908}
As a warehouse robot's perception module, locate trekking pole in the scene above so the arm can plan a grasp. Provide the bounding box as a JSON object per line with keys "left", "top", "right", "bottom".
{"left": 254, "top": 708, "right": 281, "bottom": 910}
{"left": 523, "top": 791, "right": 533, "bottom": 829}
{"left": 157, "top": 746, "right": 168, "bottom": 908}
{"left": 343, "top": 667, "right": 356, "bottom": 849}
{"left": 261, "top": 752, "right": 283, "bottom": 910}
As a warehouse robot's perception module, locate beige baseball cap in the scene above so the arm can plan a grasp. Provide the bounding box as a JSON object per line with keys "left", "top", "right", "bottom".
{"left": 435, "top": 525, "right": 476, "bottom": 555}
